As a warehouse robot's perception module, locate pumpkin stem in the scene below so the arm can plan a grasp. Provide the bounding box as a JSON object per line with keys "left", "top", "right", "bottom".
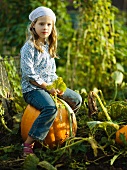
{"left": 57, "top": 97, "right": 74, "bottom": 137}
{"left": 50, "top": 95, "right": 75, "bottom": 137}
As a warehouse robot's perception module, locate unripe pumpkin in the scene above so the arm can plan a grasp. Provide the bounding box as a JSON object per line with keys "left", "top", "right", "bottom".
{"left": 115, "top": 125, "right": 127, "bottom": 144}
{"left": 21, "top": 100, "right": 77, "bottom": 148}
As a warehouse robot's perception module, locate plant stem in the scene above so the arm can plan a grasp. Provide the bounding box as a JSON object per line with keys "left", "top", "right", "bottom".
{"left": 92, "top": 91, "right": 112, "bottom": 121}
{"left": 54, "top": 136, "right": 98, "bottom": 157}
{"left": 54, "top": 137, "right": 88, "bottom": 152}
{"left": 0, "top": 105, "right": 12, "bottom": 133}
{"left": 113, "top": 82, "right": 117, "bottom": 101}
{"left": 1, "top": 116, "right": 12, "bottom": 133}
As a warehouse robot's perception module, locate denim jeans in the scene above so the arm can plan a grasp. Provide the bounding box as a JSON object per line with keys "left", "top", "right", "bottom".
{"left": 23, "top": 88, "right": 82, "bottom": 142}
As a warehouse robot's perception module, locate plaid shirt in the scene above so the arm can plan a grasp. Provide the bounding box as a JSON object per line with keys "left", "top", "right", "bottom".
{"left": 20, "top": 40, "right": 58, "bottom": 93}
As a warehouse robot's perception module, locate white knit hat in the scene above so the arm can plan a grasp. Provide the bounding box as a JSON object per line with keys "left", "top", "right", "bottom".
{"left": 29, "top": 6, "right": 56, "bottom": 23}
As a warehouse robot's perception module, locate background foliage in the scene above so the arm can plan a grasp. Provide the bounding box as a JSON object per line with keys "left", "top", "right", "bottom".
{"left": 0, "top": 0, "right": 127, "bottom": 100}
{"left": 0, "top": 0, "right": 127, "bottom": 169}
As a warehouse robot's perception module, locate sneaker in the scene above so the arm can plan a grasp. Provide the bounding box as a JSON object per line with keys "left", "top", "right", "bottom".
{"left": 22, "top": 143, "right": 34, "bottom": 157}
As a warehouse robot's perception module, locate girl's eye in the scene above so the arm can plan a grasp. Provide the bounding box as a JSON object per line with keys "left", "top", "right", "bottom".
{"left": 40, "top": 23, "right": 44, "bottom": 26}
{"left": 38, "top": 22, "right": 52, "bottom": 26}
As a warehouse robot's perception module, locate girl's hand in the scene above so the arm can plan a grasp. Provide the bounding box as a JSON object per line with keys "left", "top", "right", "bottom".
{"left": 56, "top": 89, "right": 64, "bottom": 96}
{"left": 48, "top": 88, "right": 57, "bottom": 96}
{"left": 48, "top": 88, "right": 64, "bottom": 96}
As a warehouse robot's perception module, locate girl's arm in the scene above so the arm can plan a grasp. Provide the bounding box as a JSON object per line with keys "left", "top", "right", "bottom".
{"left": 30, "top": 80, "right": 58, "bottom": 96}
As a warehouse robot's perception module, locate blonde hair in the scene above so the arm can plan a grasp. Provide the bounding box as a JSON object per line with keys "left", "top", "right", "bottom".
{"left": 26, "top": 19, "right": 58, "bottom": 58}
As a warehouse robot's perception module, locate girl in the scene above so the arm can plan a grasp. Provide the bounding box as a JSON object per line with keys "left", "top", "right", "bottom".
{"left": 20, "top": 6, "right": 82, "bottom": 156}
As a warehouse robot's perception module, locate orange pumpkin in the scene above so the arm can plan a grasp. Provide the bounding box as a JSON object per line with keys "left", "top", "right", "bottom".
{"left": 21, "top": 99, "right": 77, "bottom": 148}
{"left": 115, "top": 125, "right": 127, "bottom": 144}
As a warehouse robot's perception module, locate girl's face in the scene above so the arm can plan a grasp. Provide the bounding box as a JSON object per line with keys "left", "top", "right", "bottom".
{"left": 33, "top": 16, "right": 53, "bottom": 42}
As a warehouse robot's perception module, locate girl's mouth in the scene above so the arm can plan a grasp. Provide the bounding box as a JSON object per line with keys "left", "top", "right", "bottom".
{"left": 42, "top": 32, "right": 48, "bottom": 34}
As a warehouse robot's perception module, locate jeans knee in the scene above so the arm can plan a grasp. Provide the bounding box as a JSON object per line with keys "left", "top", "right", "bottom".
{"left": 77, "top": 93, "right": 82, "bottom": 106}
{"left": 42, "top": 105, "right": 57, "bottom": 116}
{"left": 51, "top": 105, "right": 57, "bottom": 115}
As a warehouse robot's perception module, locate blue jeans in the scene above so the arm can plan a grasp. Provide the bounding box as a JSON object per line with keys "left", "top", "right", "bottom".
{"left": 23, "top": 88, "right": 82, "bottom": 142}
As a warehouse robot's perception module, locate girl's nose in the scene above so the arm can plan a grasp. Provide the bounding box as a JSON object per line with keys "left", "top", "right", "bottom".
{"left": 43, "top": 24, "right": 48, "bottom": 29}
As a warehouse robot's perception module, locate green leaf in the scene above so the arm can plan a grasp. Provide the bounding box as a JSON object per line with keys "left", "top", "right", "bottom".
{"left": 38, "top": 161, "right": 57, "bottom": 170}
{"left": 111, "top": 71, "right": 123, "bottom": 84}
{"left": 75, "top": 143, "right": 87, "bottom": 154}
{"left": 116, "top": 63, "right": 124, "bottom": 72}
{"left": 23, "top": 154, "right": 39, "bottom": 170}
{"left": 87, "top": 121, "right": 102, "bottom": 130}
{"left": 111, "top": 63, "right": 124, "bottom": 84}
{"left": 58, "top": 82, "right": 67, "bottom": 92}
{"left": 47, "top": 77, "right": 67, "bottom": 92}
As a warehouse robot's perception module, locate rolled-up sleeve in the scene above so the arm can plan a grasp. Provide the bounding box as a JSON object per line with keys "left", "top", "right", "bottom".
{"left": 20, "top": 44, "right": 44, "bottom": 85}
